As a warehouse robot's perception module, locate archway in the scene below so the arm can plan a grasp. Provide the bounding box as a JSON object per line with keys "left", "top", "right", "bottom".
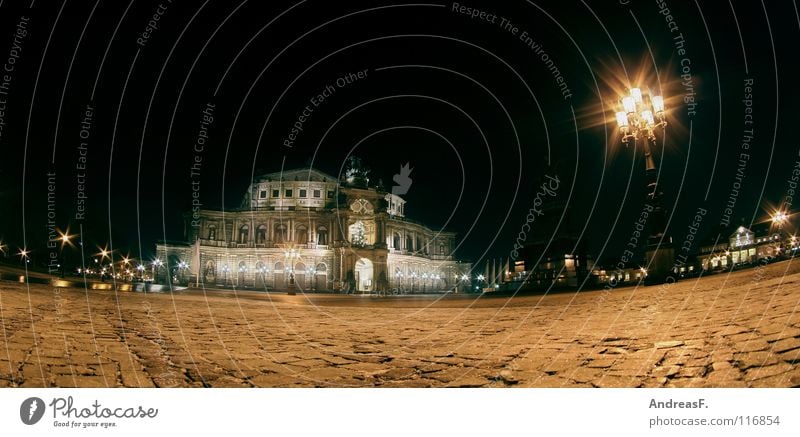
{"left": 274, "top": 261, "right": 285, "bottom": 289}
{"left": 355, "top": 258, "right": 373, "bottom": 292}
{"left": 294, "top": 262, "right": 306, "bottom": 290}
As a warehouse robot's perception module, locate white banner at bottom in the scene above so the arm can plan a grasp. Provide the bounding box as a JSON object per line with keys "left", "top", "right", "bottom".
{"left": 0, "top": 389, "right": 796, "bottom": 436}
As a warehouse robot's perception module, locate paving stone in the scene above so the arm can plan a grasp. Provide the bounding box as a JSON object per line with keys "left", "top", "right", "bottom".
{"left": 2, "top": 260, "right": 800, "bottom": 387}
{"left": 654, "top": 341, "right": 684, "bottom": 349}
{"left": 769, "top": 337, "right": 800, "bottom": 354}
{"left": 745, "top": 363, "right": 794, "bottom": 381}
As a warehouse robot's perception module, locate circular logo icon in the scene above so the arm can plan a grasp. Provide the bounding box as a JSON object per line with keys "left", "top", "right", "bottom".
{"left": 20, "top": 397, "right": 45, "bottom": 425}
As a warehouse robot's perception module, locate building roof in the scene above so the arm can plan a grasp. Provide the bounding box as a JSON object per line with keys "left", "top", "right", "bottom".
{"left": 256, "top": 168, "right": 338, "bottom": 183}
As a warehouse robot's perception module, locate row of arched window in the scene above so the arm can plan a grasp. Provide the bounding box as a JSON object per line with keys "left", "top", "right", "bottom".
{"left": 206, "top": 224, "right": 329, "bottom": 245}
{"left": 205, "top": 260, "right": 328, "bottom": 274}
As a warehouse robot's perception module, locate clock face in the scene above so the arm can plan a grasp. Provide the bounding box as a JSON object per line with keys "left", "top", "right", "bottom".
{"left": 350, "top": 198, "right": 373, "bottom": 214}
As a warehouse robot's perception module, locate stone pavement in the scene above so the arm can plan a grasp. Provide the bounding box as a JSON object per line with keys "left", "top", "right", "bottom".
{"left": 0, "top": 260, "right": 799, "bottom": 388}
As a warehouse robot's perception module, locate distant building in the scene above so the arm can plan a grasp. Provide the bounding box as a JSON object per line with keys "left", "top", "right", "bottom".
{"left": 697, "top": 220, "right": 794, "bottom": 272}
{"left": 156, "top": 165, "right": 470, "bottom": 292}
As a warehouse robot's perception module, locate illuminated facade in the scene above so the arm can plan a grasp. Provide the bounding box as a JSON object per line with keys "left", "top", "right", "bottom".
{"left": 156, "top": 167, "right": 470, "bottom": 293}
{"left": 698, "top": 224, "right": 786, "bottom": 271}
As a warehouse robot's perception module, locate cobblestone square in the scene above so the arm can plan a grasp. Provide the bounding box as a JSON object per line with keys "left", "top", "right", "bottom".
{"left": 1, "top": 260, "right": 799, "bottom": 388}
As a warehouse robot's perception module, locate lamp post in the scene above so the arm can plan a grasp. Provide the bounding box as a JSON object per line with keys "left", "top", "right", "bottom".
{"left": 284, "top": 249, "right": 299, "bottom": 293}
{"left": 152, "top": 258, "right": 163, "bottom": 283}
{"left": 307, "top": 267, "right": 316, "bottom": 291}
{"left": 178, "top": 261, "right": 189, "bottom": 284}
{"left": 771, "top": 210, "right": 788, "bottom": 257}
{"left": 615, "top": 86, "right": 673, "bottom": 284}
{"left": 221, "top": 264, "right": 230, "bottom": 285}
{"left": 395, "top": 271, "right": 404, "bottom": 293}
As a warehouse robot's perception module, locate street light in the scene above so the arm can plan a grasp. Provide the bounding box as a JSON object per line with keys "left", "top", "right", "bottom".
{"left": 221, "top": 264, "right": 230, "bottom": 285}
{"left": 614, "top": 85, "right": 672, "bottom": 283}
{"left": 307, "top": 267, "right": 316, "bottom": 290}
{"left": 615, "top": 86, "right": 667, "bottom": 185}
{"left": 152, "top": 258, "right": 163, "bottom": 283}
{"left": 18, "top": 248, "right": 30, "bottom": 264}
{"left": 771, "top": 210, "right": 789, "bottom": 256}
{"left": 58, "top": 229, "right": 75, "bottom": 249}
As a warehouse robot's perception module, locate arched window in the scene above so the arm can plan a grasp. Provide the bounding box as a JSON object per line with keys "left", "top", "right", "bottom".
{"left": 296, "top": 225, "right": 308, "bottom": 244}
{"left": 274, "top": 261, "right": 285, "bottom": 271}
{"left": 405, "top": 235, "right": 413, "bottom": 251}
{"left": 256, "top": 225, "right": 267, "bottom": 244}
{"left": 393, "top": 232, "right": 401, "bottom": 249}
{"left": 317, "top": 226, "right": 328, "bottom": 245}
{"left": 274, "top": 224, "right": 287, "bottom": 243}
{"left": 238, "top": 225, "right": 249, "bottom": 244}
{"left": 315, "top": 263, "right": 327, "bottom": 273}
{"left": 207, "top": 225, "right": 216, "bottom": 240}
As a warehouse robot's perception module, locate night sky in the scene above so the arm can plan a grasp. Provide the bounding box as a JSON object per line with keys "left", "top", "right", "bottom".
{"left": 1, "top": 0, "right": 798, "bottom": 270}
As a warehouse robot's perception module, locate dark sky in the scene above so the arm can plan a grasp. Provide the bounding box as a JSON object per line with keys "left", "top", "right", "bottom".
{"left": 0, "top": 0, "right": 798, "bottom": 269}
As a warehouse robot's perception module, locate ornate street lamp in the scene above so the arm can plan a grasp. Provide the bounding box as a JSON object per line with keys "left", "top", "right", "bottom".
{"left": 614, "top": 86, "right": 673, "bottom": 284}
{"left": 771, "top": 210, "right": 789, "bottom": 256}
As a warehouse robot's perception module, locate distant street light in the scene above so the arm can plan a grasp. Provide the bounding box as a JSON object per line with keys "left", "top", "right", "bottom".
{"left": 771, "top": 210, "right": 789, "bottom": 256}
{"left": 152, "top": 258, "right": 163, "bottom": 283}
{"left": 771, "top": 210, "right": 788, "bottom": 229}
{"left": 18, "top": 248, "right": 29, "bottom": 264}
{"left": 58, "top": 230, "right": 75, "bottom": 247}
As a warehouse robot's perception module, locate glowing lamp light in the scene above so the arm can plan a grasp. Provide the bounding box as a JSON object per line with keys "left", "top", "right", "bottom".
{"left": 652, "top": 95, "right": 665, "bottom": 113}
{"left": 630, "top": 87, "right": 643, "bottom": 103}
{"left": 641, "top": 110, "right": 655, "bottom": 126}
{"left": 615, "top": 111, "right": 629, "bottom": 128}
{"left": 622, "top": 96, "right": 636, "bottom": 114}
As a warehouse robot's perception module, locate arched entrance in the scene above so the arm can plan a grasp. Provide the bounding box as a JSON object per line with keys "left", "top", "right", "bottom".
{"left": 294, "top": 262, "right": 306, "bottom": 290}
{"left": 355, "top": 258, "right": 373, "bottom": 292}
